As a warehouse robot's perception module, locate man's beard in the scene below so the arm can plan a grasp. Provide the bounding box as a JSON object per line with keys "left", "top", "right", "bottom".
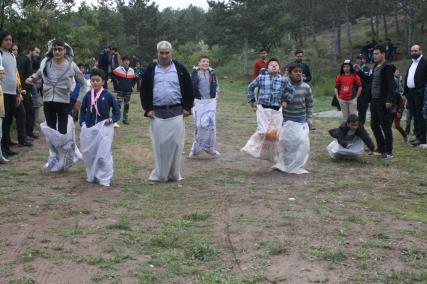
{"left": 411, "top": 54, "right": 421, "bottom": 60}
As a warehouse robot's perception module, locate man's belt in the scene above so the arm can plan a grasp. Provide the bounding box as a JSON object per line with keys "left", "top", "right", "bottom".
{"left": 153, "top": 104, "right": 182, "bottom": 109}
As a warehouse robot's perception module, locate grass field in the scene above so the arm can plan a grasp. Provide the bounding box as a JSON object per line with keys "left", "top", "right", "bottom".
{"left": 0, "top": 80, "right": 426, "bottom": 284}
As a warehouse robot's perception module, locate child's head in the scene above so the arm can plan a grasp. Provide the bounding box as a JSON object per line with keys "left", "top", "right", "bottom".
{"left": 122, "top": 56, "right": 130, "bottom": 68}
{"left": 393, "top": 66, "right": 400, "bottom": 76}
{"left": 198, "top": 55, "right": 210, "bottom": 70}
{"left": 0, "top": 66, "right": 5, "bottom": 81}
{"left": 347, "top": 114, "right": 360, "bottom": 130}
{"left": 267, "top": 58, "right": 280, "bottom": 75}
{"left": 340, "top": 59, "right": 354, "bottom": 75}
{"left": 90, "top": 68, "right": 105, "bottom": 91}
{"left": 77, "top": 63, "right": 85, "bottom": 74}
{"left": 287, "top": 62, "right": 303, "bottom": 82}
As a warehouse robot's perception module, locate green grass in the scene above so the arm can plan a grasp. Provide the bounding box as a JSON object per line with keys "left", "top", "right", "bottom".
{"left": 1, "top": 78, "right": 427, "bottom": 283}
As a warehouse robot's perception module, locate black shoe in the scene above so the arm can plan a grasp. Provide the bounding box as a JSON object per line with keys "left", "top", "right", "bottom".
{"left": 18, "top": 141, "right": 33, "bottom": 147}
{"left": 28, "top": 133, "right": 39, "bottom": 139}
{"left": 4, "top": 149, "right": 17, "bottom": 157}
{"left": 8, "top": 140, "right": 18, "bottom": 146}
{"left": 409, "top": 138, "right": 417, "bottom": 143}
{"left": 26, "top": 136, "right": 35, "bottom": 142}
{"left": 410, "top": 139, "right": 425, "bottom": 146}
{"left": 122, "top": 119, "right": 129, "bottom": 125}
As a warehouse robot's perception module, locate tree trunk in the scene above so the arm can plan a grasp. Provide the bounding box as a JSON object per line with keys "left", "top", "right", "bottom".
{"left": 0, "top": 0, "right": 5, "bottom": 30}
{"left": 405, "top": 0, "right": 416, "bottom": 54}
{"left": 370, "top": 10, "right": 376, "bottom": 40}
{"left": 382, "top": 0, "right": 388, "bottom": 39}
{"left": 394, "top": 12, "right": 401, "bottom": 35}
{"left": 332, "top": 17, "right": 341, "bottom": 63}
{"left": 345, "top": 0, "right": 352, "bottom": 59}
{"left": 242, "top": 36, "right": 249, "bottom": 78}
{"left": 375, "top": 0, "right": 380, "bottom": 39}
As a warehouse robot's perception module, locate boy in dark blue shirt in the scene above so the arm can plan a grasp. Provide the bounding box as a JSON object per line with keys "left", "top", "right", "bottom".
{"left": 79, "top": 68, "right": 121, "bottom": 187}
{"left": 80, "top": 68, "right": 121, "bottom": 127}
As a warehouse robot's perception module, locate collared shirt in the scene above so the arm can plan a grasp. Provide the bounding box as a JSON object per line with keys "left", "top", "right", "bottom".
{"left": 248, "top": 70, "right": 295, "bottom": 107}
{"left": 153, "top": 62, "right": 182, "bottom": 106}
{"left": 407, "top": 55, "right": 423, "bottom": 89}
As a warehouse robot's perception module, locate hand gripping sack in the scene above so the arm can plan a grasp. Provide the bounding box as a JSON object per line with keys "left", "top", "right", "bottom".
{"left": 241, "top": 105, "right": 283, "bottom": 162}
{"left": 272, "top": 120, "right": 310, "bottom": 174}
{"left": 40, "top": 116, "right": 82, "bottom": 172}
{"left": 80, "top": 121, "right": 115, "bottom": 186}
{"left": 189, "top": 98, "right": 219, "bottom": 157}
{"left": 327, "top": 137, "right": 364, "bottom": 159}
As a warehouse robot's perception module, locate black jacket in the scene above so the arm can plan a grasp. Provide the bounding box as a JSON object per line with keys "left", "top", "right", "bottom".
{"left": 404, "top": 56, "right": 427, "bottom": 94}
{"left": 17, "top": 56, "right": 33, "bottom": 92}
{"left": 357, "top": 62, "right": 396, "bottom": 104}
{"left": 329, "top": 122, "right": 375, "bottom": 151}
{"left": 140, "top": 60, "right": 194, "bottom": 116}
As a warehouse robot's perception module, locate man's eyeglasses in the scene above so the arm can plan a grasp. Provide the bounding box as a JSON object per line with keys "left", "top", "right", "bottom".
{"left": 159, "top": 51, "right": 170, "bottom": 55}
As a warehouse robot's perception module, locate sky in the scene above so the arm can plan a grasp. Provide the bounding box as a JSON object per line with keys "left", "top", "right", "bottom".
{"left": 76, "top": 0, "right": 210, "bottom": 10}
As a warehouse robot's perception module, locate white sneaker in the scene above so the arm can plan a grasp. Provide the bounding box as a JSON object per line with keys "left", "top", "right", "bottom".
{"left": 114, "top": 123, "right": 120, "bottom": 128}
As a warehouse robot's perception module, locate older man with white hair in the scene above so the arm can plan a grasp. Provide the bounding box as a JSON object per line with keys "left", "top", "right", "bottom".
{"left": 140, "top": 40, "right": 194, "bottom": 182}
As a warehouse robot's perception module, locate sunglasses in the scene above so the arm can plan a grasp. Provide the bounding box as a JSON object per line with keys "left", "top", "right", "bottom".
{"left": 159, "top": 51, "right": 170, "bottom": 55}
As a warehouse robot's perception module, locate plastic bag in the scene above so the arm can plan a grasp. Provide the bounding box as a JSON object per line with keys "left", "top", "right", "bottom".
{"left": 40, "top": 116, "right": 82, "bottom": 172}
{"left": 80, "top": 121, "right": 115, "bottom": 186}
{"left": 272, "top": 120, "right": 310, "bottom": 174}
{"left": 241, "top": 105, "right": 283, "bottom": 162}
{"left": 327, "top": 137, "right": 364, "bottom": 159}
{"left": 149, "top": 115, "right": 185, "bottom": 182}
{"left": 189, "top": 98, "right": 220, "bottom": 157}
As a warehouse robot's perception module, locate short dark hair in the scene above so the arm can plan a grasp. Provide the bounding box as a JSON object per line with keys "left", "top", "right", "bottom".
{"left": 347, "top": 114, "right": 359, "bottom": 124}
{"left": 373, "top": 45, "right": 386, "bottom": 54}
{"left": 287, "top": 62, "right": 303, "bottom": 73}
{"left": 122, "top": 56, "right": 130, "bottom": 61}
{"left": 77, "top": 63, "right": 85, "bottom": 68}
{"left": 27, "top": 47, "right": 36, "bottom": 53}
{"left": 0, "top": 31, "right": 12, "bottom": 44}
{"left": 267, "top": 57, "right": 280, "bottom": 67}
{"left": 90, "top": 68, "right": 105, "bottom": 80}
{"left": 199, "top": 55, "right": 210, "bottom": 61}
{"left": 294, "top": 49, "right": 304, "bottom": 55}
{"left": 51, "top": 39, "right": 65, "bottom": 47}
{"left": 259, "top": 48, "right": 268, "bottom": 53}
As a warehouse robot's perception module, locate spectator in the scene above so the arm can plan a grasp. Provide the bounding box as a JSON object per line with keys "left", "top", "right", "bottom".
{"left": 334, "top": 59, "right": 362, "bottom": 121}
{"left": 0, "top": 32, "right": 30, "bottom": 159}
{"left": 253, "top": 48, "right": 269, "bottom": 79}
{"left": 404, "top": 44, "right": 427, "bottom": 146}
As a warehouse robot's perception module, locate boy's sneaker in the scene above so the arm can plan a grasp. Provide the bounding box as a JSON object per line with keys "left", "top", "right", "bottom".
{"left": 122, "top": 119, "right": 129, "bottom": 125}
{"left": 114, "top": 123, "right": 120, "bottom": 128}
{"left": 380, "top": 153, "right": 393, "bottom": 160}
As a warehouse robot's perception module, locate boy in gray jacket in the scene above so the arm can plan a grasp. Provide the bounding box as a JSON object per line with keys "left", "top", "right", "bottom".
{"left": 26, "top": 39, "right": 87, "bottom": 134}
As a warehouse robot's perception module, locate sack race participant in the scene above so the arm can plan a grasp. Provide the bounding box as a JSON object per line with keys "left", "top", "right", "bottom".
{"left": 140, "top": 41, "right": 194, "bottom": 182}
{"left": 79, "top": 69, "right": 121, "bottom": 187}
{"left": 241, "top": 105, "right": 283, "bottom": 161}
{"left": 327, "top": 114, "right": 375, "bottom": 159}
{"left": 242, "top": 58, "right": 294, "bottom": 162}
{"left": 40, "top": 116, "right": 81, "bottom": 171}
{"left": 25, "top": 40, "right": 88, "bottom": 171}
{"left": 189, "top": 56, "right": 220, "bottom": 157}
{"left": 272, "top": 62, "right": 312, "bottom": 174}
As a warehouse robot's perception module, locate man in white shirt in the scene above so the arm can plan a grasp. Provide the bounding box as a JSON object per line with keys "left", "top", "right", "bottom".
{"left": 404, "top": 45, "right": 427, "bottom": 146}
